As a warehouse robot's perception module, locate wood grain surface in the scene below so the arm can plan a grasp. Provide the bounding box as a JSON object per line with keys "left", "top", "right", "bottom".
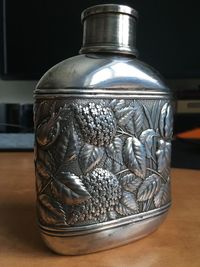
{"left": 0, "top": 152, "right": 199, "bottom": 267}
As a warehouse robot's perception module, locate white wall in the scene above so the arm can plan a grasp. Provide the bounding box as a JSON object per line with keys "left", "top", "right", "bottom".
{"left": 0, "top": 79, "right": 37, "bottom": 104}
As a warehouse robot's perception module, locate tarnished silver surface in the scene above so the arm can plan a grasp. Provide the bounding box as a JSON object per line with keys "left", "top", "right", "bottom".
{"left": 80, "top": 4, "right": 138, "bottom": 55}
{"left": 40, "top": 208, "right": 169, "bottom": 255}
{"left": 81, "top": 4, "right": 138, "bottom": 20}
{"left": 34, "top": 4, "right": 173, "bottom": 255}
{"left": 34, "top": 97, "right": 173, "bottom": 254}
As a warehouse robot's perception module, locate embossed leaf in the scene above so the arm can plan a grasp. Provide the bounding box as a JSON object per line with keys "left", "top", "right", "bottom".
{"left": 53, "top": 134, "right": 69, "bottom": 164}
{"left": 120, "top": 101, "right": 144, "bottom": 134}
{"left": 159, "top": 103, "right": 173, "bottom": 139}
{"left": 52, "top": 169, "right": 90, "bottom": 205}
{"left": 109, "top": 99, "right": 118, "bottom": 110}
{"left": 137, "top": 174, "right": 161, "bottom": 201}
{"left": 35, "top": 159, "right": 51, "bottom": 192}
{"left": 106, "top": 137, "right": 123, "bottom": 173}
{"left": 36, "top": 102, "right": 67, "bottom": 148}
{"left": 115, "top": 203, "right": 133, "bottom": 216}
{"left": 151, "top": 100, "right": 162, "bottom": 129}
{"left": 132, "top": 101, "right": 144, "bottom": 134}
{"left": 65, "top": 127, "right": 80, "bottom": 161}
{"left": 107, "top": 136, "right": 123, "bottom": 157}
{"left": 107, "top": 136, "right": 123, "bottom": 162}
{"left": 103, "top": 157, "right": 121, "bottom": 173}
{"left": 123, "top": 137, "right": 146, "bottom": 178}
{"left": 36, "top": 173, "right": 43, "bottom": 193}
{"left": 35, "top": 101, "right": 51, "bottom": 126}
{"left": 140, "top": 129, "right": 157, "bottom": 158}
{"left": 79, "top": 144, "right": 104, "bottom": 174}
{"left": 154, "top": 183, "right": 170, "bottom": 208}
{"left": 121, "top": 192, "right": 139, "bottom": 212}
{"left": 116, "top": 107, "right": 134, "bottom": 128}
{"left": 37, "top": 194, "right": 67, "bottom": 226}
{"left": 110, "top": 99, "right": 126, "bottom": 112}
{"left": 103, "top": 157, "right": 113, "bottom": 172}
{"left": 125, "top": 120, "right": 135, "bottom": 134}
{"left": 37, "top": 148, "right": 55, "bottom": 172}
{"left": 165, "top": 105, "right": 173, "bottom": 138}
{"left": 142, "top": 104, "right": 153, "bottom": 129}
{"left": 156, "top": 140, "right": 171, "bottom": 173}
{"left": 35, "top": 160, "right": 51, "bottom": 180}
{"left": 121, "top": 173, "right": 142, "bottom": 192}
{"left": 36, "top": 118, "right": 60, "bottom": 148}
{"left": 160, "top": 103, "right": 168, "bottom": 137}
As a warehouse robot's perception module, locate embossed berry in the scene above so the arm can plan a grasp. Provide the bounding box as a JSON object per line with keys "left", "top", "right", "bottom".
{"left": 74, "top": 103, "right": 117, "bottom": 146}
{"left": 68, "top": 168, "right": 121, "bottom": 225}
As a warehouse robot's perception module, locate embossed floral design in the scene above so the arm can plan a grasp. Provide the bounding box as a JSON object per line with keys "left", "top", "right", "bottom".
{"left": 74, "top": 103, "right": 117, "bottom": 146}
{"left": 68, "top": 168, "right": 121, "bottom": 225}
{"left": 36, "top": 110, "right": 61, "bottom": 147}
{"left": 35, "top": 99, "right": 173, "bottom": 227}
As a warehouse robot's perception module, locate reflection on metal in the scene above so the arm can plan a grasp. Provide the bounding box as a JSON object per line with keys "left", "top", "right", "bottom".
{"left": 34, "top": 4, "right": 173, "bottom": 255}
{"left": 90, "top": 62, "right": 159, "bottom": 86}
{"left": 118, "top": 15, "right": 130, "bottom": 45}
{"left": 36, "top": 54, "right": 169, "bottom": 90}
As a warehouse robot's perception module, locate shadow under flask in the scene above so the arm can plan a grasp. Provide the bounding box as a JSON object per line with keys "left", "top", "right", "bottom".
{"left": 34, "top": 4, "right": 173, "bottom": 255}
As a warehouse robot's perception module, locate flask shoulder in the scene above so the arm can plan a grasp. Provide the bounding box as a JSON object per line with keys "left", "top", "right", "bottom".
{"left": 36, "top": 54, "right": 170, "bottom": 93}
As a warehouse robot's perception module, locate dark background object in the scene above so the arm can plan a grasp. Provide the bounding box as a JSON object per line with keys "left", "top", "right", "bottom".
{"left": 171, "top": 139, "right": 200, "bottom": 170}
{"left": 20, "top": 104, "right": 34, "bottom": 133}
{"left": 0, "top": 103, "right": 33, "bottom": 133}
{"left": 174, "top": 88, "right": 200, "bottom": 133}
{"left": 0, "top": 103, "right": 34, "bottom": 150}
{"left": 0, "top": 104, "right": 21, "bottom": 132}
{"left": 174, "top": 114, "right": 200, "bottom": 134}
{"left": 0, "top": 0, "right": 199, "bottom": 79}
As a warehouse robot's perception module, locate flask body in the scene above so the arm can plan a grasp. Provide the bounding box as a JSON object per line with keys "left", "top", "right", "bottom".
{"left": 34, "top": 54, "right": 173, "bottom": 255}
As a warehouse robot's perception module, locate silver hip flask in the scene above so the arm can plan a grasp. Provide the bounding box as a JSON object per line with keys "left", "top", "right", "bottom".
{"left": 34, "top": 4, "right": 173, "bottom": 255}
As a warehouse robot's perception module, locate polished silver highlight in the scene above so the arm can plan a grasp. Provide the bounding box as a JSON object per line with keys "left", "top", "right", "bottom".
{"left": 41, "top": 212, "right": 168, "bottom": 255}
{"left": 34, "top": 4, "right": 173, "bottom": 255}
{"left": 39, "top": 205, "right": 169, "bottom": 255}
{"left": 36, "top": 55, "right": 170, "bottom": 92}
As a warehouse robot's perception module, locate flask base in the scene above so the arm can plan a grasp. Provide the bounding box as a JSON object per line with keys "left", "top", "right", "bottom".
{"left": 39, "top": 203, "right": 170, "bottom": 255}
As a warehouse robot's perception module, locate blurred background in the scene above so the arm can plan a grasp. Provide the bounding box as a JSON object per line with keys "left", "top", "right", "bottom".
{"left": 0, "top": 0, "right": 199, "bottom": 168}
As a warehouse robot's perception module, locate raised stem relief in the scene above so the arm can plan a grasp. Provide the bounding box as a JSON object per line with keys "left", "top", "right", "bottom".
{"left": 35, "top": 98, "right": 173, "bottom": 228}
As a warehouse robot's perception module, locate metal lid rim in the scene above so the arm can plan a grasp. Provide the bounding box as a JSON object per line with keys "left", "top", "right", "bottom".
{"left": 81, "top": 4, "right": 138, "bottom": 22}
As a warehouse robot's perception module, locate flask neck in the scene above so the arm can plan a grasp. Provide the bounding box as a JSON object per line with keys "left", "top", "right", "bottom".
{"left": 79, "top": 4, "right": 138, "bottom": 56}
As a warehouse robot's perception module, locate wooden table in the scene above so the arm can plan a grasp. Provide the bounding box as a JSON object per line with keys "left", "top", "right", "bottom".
{"left": 0, "top": 152, "right": 199, "bottom": 267}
